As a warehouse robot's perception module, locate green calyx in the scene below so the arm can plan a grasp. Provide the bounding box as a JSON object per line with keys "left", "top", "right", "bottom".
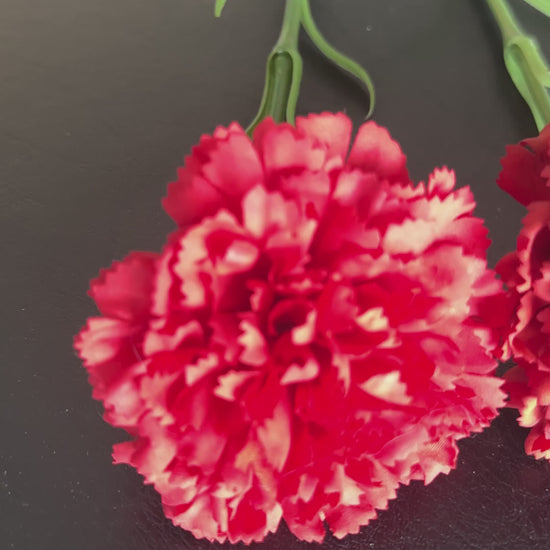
{"left": 246, "top": 0, "right": 375, "bottom": 135}
{"left": 247, "top": 0, "right": 304, "bottom": 134}
{"left": 487, "top": 0, "right": 550, "bottom": 131}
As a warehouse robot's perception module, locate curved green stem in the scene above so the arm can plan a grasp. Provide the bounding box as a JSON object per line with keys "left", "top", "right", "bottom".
{"left": 486, "top": 0, "right": 550, "bottom": 130}
{"left": 247, "top": 0, "right": 304, "bottom": 135}
{"left": 301, "top": 0, "right": 375, "bottom": 119}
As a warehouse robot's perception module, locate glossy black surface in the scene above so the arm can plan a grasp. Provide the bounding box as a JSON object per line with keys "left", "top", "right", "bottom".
{"left": 3, "top": 1, "right": 550, "bottom": 548}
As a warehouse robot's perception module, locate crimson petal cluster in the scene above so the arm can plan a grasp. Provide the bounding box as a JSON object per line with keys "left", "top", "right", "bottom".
{"left": 76, "top": 113, "right": 506, "bottom": 543}
{"left": 497, "top": 123, "right": 550, "bottom": 460}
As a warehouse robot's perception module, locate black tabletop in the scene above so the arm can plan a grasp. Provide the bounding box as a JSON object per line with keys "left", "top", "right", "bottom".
{"left": 3, "top": 1, "right": 550, "bottom": 549}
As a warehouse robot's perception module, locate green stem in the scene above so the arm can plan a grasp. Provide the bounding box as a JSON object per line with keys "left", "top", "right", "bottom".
{"left": 214, "top": 0, "right": 227, "bottom": 17}
{"left": 521, "top": 0, "right": 550, "bottom": 17}
{"left": 246, "top": 0, "right": 304, "bottom": 135}
{"left": 278, "top": 0, "right": 303, "bottom": 49}
{"left": 486, "top": 0, "right": 522, "bottom": 42}
{"left": 301, "top": 0, "right": 375, "bottom": 118}
{"left": 486, "top": 0, "right": 550, "bottom": 130}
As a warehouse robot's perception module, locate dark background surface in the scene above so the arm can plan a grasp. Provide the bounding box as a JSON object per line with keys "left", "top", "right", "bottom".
{"left": 2, "top": 0, "right": 550, "bottom": 548}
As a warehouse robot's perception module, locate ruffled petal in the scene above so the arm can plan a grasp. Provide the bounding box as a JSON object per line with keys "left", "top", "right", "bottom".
{"left": 253, "top": 118, "right": 326, "bottom": 174}
{"left": 89, "top": 252, "right": 158, "bottom": 322}
{"left": 497, "top": 124, "right": 550, "bottom": 207}
{"left": 163, "top": 123, "right": 262, "bottom": 226}
{"left": 296, "top": 112, "right": 352, "bottom": 164}
{"left": 348, "top": 121, "right": 409, "bottom": 184}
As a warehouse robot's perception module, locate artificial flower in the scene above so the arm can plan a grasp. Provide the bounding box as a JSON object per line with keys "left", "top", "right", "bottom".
{"left": 496, "top": 122, "right": 550, "bottom": 460}
{"left": 75, "top": 113, "right": 506, "bottom": 543}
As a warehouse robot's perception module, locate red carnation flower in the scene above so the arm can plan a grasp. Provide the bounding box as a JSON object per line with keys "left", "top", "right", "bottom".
{"left": 496, "top": 123, "right": 550, "bottom": 460}
{"left": 75, "top": 113, "right": 506, "bottom": 543}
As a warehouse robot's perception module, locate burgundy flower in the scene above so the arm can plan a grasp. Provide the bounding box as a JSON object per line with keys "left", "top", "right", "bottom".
{"left": 76, "top": 113, "right": 506, "bottom": 543}
{"left": 496, "top": 123, "right": 550, "bottom": 460}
